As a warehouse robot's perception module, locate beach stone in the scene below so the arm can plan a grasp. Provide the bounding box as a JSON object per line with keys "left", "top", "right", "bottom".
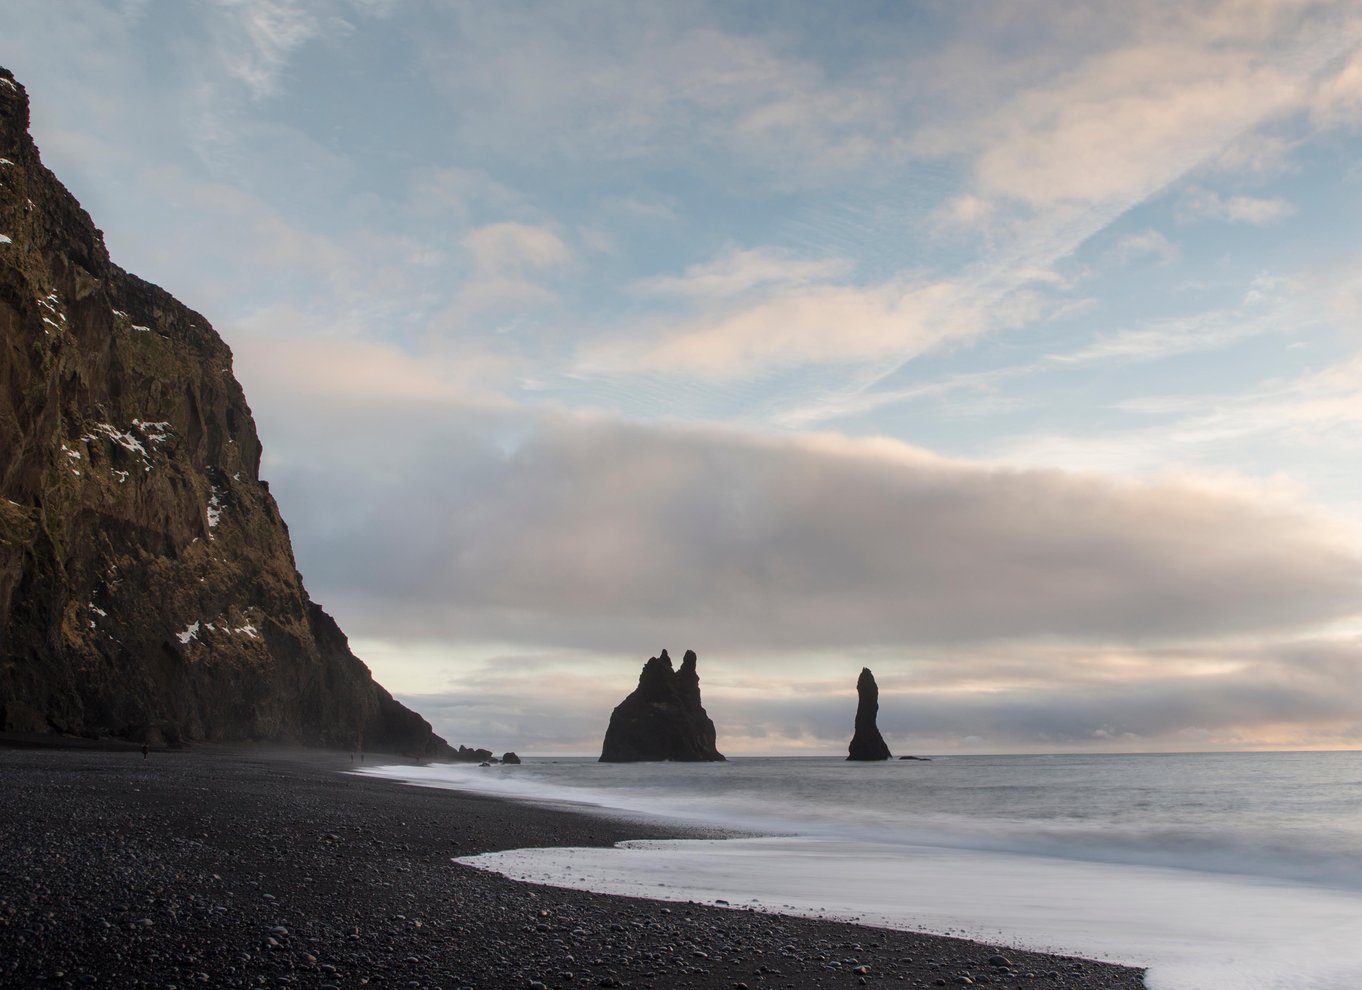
{"left": 988, "top": 955, "right": 1013, "bottom": 967}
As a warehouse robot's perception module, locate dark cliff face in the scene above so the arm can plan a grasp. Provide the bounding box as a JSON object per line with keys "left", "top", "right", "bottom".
{"left": 600, "top": 649, "right": 725, "bottom": 762}
{"left": 847, "top": 666, "right": 891, "bottom": 761}
{"left": 0, "top": 68, "right": 454, "bottom": 758}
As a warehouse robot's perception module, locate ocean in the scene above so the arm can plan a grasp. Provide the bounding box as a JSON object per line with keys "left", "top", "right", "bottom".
{"left": 358, "top": 752, "right": 1362, "bottom": 990}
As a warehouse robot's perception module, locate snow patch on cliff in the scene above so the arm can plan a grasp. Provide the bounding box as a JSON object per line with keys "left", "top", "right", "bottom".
{"left": 207, "top": 487, "right": 224, "bottom": 531}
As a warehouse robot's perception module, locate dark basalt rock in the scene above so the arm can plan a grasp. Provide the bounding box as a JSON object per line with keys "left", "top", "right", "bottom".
{"left": 600, "top": 649, "right": 725, "bottom": 762}
{"left": 501, "top": 751, "right": 521, "bottom": 765}
{"left": 847, "top": 667, "right": 892, "bottom": 761}
{"left": 0, "top": 67, "right": 465, "bottom": 759}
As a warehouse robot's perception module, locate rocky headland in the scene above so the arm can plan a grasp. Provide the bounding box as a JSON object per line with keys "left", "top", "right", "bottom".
{"left": 0, "top": 67, "right": 461, "bottom": 758}
{"left": 600, "top": 649, "right": 725, "bottom": 762}
{"left": 847, "top": 666, "right": 892, "bottom": 761}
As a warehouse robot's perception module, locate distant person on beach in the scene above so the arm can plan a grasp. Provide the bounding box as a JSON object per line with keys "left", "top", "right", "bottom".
{"left": 141, "top": 743, "right": 148, "bottom": 759}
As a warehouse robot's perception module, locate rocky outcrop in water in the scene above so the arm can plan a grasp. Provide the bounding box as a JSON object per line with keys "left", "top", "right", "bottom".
{"left": 600, "top": 649, "right": 725, "bottom": 762}
{"left": 0, "top": 67, "right": 463, "bottom": 758}
{"left": 847, "top": 667, "right": 891, "bottom": 761}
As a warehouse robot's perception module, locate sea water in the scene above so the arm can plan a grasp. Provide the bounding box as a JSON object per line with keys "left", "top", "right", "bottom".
{"left": 358, "top": 752, "right": 1362, "bottom": 989}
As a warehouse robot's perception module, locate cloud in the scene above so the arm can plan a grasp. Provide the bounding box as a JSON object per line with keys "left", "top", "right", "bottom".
{"left": 465, "top": 221, "right": 572, "bottom": 272}
{"left": 1209, "top": 130, "right": 1300, "bottom": 176}
{"left": 634, "top": 247, "right": 851, "bottom": 299}
{"left": 923, "top": 2, "right": 1361, "bottom": 214}
{"left": 1097, "top": 348, "right": 1362, "bottom": 470}
{"left": 582, "top": 276, "right": 1049, "bottom": 378}
{"left": 1045, "top": 272, "right": 1298, "bottom": 367}
{"left": 411, "top": 6, "right": 904, "bottom": 180}
{"left": 969, "top": 48, "right": 1302, "bottom": 209}
{"left": 210, "top": 0, "right": 328, "bottom": 100}
{"left": 408, "top": 166, "right": 523, "bottom": 223}
{"left": 256, "top": 410, "right": 1362, "bottom": 658}
{"left": 1111, "top": 229, "right": 1180, "bottom": 266}
{"left": 807, "top": 3, "right": 1362, "bottom": 429}
{"left": 1179, "top": 188, "right": 1297, "bottom": 224}
{"left": 230, "top": 329, "right": 517, "bottom": 407}
{"left": 1311, "top": 45, "right": 1362, "bottom": 129}
{"left": 448, "top": 221, "right": 573, "bottom": 315}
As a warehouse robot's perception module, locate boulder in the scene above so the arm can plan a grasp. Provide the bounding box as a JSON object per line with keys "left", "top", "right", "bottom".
{"left": 501, "top": 752, "right": 521, "bottom": 765}
{"left": 600, "top": 649, "right": 725, "bottom": 762}
{"left": 847, "top": 667, "right": 892, "bottom": 761}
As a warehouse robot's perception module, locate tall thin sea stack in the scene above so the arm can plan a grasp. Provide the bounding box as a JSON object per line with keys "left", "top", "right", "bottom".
{"left": 847, "top": 667, "right": 892, "bottom": 761}
{"left": 600, "top": 649, "right": 725, "bottom": 762}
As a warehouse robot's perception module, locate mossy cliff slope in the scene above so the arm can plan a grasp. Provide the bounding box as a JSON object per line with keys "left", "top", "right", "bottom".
{"left": 0, "top": 68, "right": 454, "bottom": 757}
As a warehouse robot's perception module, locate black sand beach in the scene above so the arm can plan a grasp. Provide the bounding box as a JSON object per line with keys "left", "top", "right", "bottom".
{"left": 0, "top": 745, "right": 1145, "bottom": 989}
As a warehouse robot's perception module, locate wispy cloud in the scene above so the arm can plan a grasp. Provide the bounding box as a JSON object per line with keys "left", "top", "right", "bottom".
{"left": 445, "top": 221, "right": 574, "bottom": 318}
{"left": 1179, "top": 187, "right": 1297, "bottom": 224}
{"left": 210, "top": 0, "right": 328, "bottom": 100}
{"left": 1111, "top": 228, "right": 1180, "bottom": 266}
{"left": 634, "top": 247, "right": 851, "bottom": 299}
{"left": 412, "top": 5, "right": 907, "bottom": 181}
{"left": 1311, "top": 44, "right": 1362, "bottom": 128}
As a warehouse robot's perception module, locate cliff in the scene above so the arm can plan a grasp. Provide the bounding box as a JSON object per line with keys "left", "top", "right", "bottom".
{"left": 600, "top": 649, "right": 725, "bottom": 762}
{"left": 0, "top": 67, "right": 455, "bottom": 757}
{"left": 847, "top": 667, "right": 891, "bottom": 761}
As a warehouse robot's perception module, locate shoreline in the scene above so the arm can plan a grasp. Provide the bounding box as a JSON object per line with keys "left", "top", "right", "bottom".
{"left": 0, "top": 744, "right": 1146, "bottom": 989}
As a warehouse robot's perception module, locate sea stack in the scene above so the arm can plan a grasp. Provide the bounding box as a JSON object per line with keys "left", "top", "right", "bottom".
{"left": 847, "top": 667, "right": 892, "bottom": 761}
{"left": 600, "top": 649, "right": 725, "bottom": 762}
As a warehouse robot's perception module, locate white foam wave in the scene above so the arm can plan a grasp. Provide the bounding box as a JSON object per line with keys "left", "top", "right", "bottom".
{"left": 356, "top": 761, "right": 1362, "bottom": 890}
{"left": 458, "top": 836, "right": 1362, "bottom": 990}
{"left": 358, "top": 759, "right": 1362, "bottom": 988}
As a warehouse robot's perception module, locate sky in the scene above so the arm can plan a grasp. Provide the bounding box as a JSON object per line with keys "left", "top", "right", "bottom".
{"left": 3, "top": 0, "right": 1362, "bottom": 755}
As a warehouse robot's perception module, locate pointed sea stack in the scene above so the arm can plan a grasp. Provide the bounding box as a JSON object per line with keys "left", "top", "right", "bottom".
{"left": 847, "top": 667, "right": 892, "bottom": 761}
{"left": 600, "top": 649, "right": 725, "bottom": 762}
